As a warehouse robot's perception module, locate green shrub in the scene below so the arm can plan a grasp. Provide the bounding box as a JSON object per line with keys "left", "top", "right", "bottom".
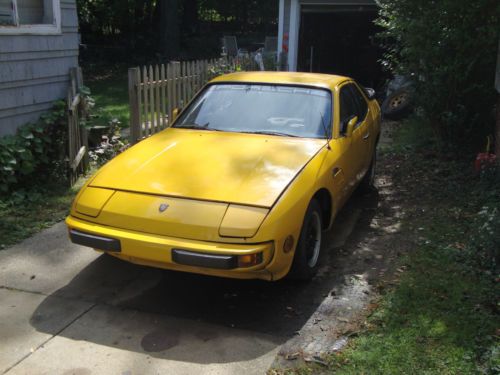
{"left": 377, "top": 0, "right": 500, "bottom": 151}
{"left": 0, "top": 101, "right": 68, "bottom": 194}
{"left": 460, "top": 166, "right": 500, "bottom": 275}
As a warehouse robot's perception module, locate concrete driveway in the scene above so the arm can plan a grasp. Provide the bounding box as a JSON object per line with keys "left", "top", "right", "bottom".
{"left": 0, "top": 154, "right": 406, "bottom": 375}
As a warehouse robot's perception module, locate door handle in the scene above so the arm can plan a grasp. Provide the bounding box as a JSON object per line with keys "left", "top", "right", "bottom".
{"left": 332, "top": 167, "right": 341, "bottom": 177}
{"left": 363, "top": 132, "right": 370, "bottom": 140}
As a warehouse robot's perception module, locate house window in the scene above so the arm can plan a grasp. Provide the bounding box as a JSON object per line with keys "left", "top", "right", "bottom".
{"left": 0, "top": 0, "right": 60, "bottom": 34}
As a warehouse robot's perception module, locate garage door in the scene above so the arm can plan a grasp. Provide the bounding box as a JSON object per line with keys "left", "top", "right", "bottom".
{"left": 297, "top": 1, "right": 384, "bottom": 87}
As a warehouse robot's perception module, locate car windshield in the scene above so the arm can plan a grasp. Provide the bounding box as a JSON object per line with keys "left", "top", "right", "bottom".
{"left": 174, "top": 84, "right": 332, "bottom": 139}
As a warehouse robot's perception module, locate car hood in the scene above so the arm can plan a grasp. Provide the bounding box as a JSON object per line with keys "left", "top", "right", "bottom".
{"left": 90, "top": 128, "right": 326, "bottom": 208}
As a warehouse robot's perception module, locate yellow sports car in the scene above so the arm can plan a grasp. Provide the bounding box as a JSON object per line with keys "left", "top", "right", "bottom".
{"left": 66, "top": 72, "right": 381, "bottom": 281}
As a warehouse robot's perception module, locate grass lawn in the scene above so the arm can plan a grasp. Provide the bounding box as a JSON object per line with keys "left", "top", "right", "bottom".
{"left": 0, "top": 182, "right": 80, "bottom": 249}
{"left": 328, "top": 218, "right": 498, "bottom": 374}
{"left": 87, "top": 70, "right": 129, "bottom": 128}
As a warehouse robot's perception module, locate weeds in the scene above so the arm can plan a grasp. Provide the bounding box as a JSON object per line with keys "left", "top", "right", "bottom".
{"left": 0, "top": 182, "right": 80, "bottom": 249}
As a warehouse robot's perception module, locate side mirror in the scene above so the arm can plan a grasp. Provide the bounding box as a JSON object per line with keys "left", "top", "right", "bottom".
{"left": 346, "top": 116, "right": 358, "bottom": 137}
{"left": 171, "top": 107, "right": 181, "bottom": 124}
{"left": 364, "top": 87, "right": 376, "bottom": 100}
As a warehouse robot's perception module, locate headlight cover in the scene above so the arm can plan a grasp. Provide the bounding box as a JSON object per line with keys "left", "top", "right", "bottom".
{"left": 219, "top": 204, "right": 269, "bottom": 238}
{"left": 74, "top": 187, "right": 114, "bottom": 217}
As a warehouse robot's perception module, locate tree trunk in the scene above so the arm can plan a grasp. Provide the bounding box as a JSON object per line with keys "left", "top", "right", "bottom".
{"left": 239, "top": 1, "right": 248, "bottom": 31}
{"left": 182, "top": 0, "right": 199, "bottom": 35}
{"left": 495, "top": 39, "right": 500, "bottom": 159}
{"left": 159, "top": 0, "right": 180, "bottom": 59}
{"left": 133, "top": 0, "right": 144, "bottom": 38}
{"left": 145, "top": 0, "right": 154, "bottom": 34}
{"left": 496, "top": 94, "right": 500, "bottom": 159}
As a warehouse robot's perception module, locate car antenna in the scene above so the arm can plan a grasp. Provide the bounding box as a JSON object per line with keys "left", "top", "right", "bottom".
{"left": 319, "top": 110, "right": 331, "bottom": 150}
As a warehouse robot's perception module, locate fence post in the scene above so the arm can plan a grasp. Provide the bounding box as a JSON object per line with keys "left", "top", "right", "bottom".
{"left": 172, "top": 61, "right": 181, "bottom": 113}
{"left": 128, "top": 67, "right": 141, "bottom": 144}
{"left": 160, "top": 64, "right": 166, "bottom": 128}
{"left": 67, "top": 88, "right": 74, "bottom": 185}
{"left": 77, "top": 67, "right": 89, "bottom": 171}
{"left": 166, "top": 63, "right": 173, "bottom": 123}
{"left": 154, "top": 64, "right": 161, "bottom": 133}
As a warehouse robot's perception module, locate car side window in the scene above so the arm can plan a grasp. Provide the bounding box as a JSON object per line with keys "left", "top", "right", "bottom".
{"left": 348, "top": 84, "right": 368, "bottom": 122}
{"left": 339, "top": 85, "right": 358, "bottom": 135}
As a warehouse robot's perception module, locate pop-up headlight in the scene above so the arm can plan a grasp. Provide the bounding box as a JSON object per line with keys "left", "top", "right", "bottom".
{"left": 219, "top": 205, "right": 268, "bottom": 238}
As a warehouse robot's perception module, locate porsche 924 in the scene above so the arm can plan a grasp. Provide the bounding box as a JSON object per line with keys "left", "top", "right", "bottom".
{"left": 66, "top": 72, "right": 381, "bottom": 281}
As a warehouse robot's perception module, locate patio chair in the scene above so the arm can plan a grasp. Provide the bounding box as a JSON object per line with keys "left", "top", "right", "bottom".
{"left": 263, "top": 36, "right": 278, "bottom": 55}
{"left": 221, "top": 36, "right": 248, "bottom": 58}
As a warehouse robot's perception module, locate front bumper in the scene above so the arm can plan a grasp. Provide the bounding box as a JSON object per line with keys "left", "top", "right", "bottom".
{"left": 66, "top": 216, "right": 275, "bottom": 280}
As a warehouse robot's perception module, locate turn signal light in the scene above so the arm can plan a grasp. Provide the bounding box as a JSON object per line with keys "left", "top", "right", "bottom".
{"left": 238, "top": 253, "right": 263, "bottom": 268}
{"left": 283, "top": 235, "right": 294, "bottom": 253}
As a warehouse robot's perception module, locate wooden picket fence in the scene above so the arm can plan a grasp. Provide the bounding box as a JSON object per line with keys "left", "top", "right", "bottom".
{"left": 128, "top": 58, "right": 235, "bottom": 144}
{"left": 67, "top": 67, "right": 89, "bottom": 186}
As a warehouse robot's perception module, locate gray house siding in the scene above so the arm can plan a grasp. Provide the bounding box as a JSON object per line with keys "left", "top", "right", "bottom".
{"left": 0, "top": 0, "right": 79, "bottom": 136}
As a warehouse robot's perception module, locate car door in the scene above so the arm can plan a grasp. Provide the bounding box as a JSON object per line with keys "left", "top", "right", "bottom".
{"left": 348, "top": 83, "right": 373, "bottom": 173}
{"left": 338, "top": 82, "right": 370, "bottom": 183}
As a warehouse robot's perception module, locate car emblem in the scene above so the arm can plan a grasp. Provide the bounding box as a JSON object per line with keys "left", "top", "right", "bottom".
{"left": 159, "top": 203, "right": 169, "bottom": 213}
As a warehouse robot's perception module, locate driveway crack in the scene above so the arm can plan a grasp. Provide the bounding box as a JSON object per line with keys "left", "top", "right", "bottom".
{"left": 2, "top": 303, "right": 97, "bottom": 374}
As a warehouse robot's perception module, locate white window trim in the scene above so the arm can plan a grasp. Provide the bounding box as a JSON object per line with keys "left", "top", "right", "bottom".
{"left": 288, "top": 0, "right": 301, "bottom": 71}
{"left": 277, "top": 0, "right": 285, "bottom": 54}
{"left": 0, "top": 0, "right": 61, "bottom": 35}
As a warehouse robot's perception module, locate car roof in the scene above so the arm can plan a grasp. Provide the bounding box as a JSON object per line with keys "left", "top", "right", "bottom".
{"left": 210, "top": 71, "right": 350, "bottom": 90}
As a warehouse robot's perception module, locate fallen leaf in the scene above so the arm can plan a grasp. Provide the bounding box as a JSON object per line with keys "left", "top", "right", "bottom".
{"left": 285, "top": 352, "right": 300, "bottom": 360}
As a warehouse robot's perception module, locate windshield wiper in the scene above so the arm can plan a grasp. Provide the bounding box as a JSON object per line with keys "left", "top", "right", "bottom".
{"left": 245, "top": 130, "right": 299, "bottom": 137}
{"left": 176, "top": 123, "right": 221, "bottom": 131}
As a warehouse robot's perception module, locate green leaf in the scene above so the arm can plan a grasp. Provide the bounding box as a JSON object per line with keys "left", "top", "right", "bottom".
{"left": 19, "top": 151, "right": 32, "bottom": 160}
{"left": 34, "top": 124, "right": 45, "bottom": 132}
{"left": 19, "top": 162, "right": 34, "bottom": 174}
{"left": 22, "top": 132, "right": 34, "bottom": 140}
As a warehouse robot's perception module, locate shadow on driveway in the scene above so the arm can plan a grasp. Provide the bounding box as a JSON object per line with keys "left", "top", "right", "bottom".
{"left": 29, "top": 189, "right": 384, "bottom": 364}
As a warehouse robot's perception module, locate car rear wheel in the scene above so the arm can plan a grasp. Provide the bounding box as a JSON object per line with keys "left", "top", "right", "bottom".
{"left": 288, "top": 200, "right": 323, "bottom": 281}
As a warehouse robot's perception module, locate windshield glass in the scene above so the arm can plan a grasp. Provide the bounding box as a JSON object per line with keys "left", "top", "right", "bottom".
{"left": 174, "top": 84, "right": 332, "bottom": 139}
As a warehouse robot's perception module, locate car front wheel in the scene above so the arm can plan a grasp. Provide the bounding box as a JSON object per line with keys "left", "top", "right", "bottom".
{"left": 288, "top": 200, "right": 323, "bottom": 281}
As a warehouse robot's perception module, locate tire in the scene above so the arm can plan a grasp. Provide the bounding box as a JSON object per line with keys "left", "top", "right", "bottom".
{"left": 288, "top": 200, "right": 323, "bottom": 281}
{"left": 381, "top": 88, "right": 413, "bottom": 120}
{"left": 359, "top": 149, "right": 376, "bottom": 192}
